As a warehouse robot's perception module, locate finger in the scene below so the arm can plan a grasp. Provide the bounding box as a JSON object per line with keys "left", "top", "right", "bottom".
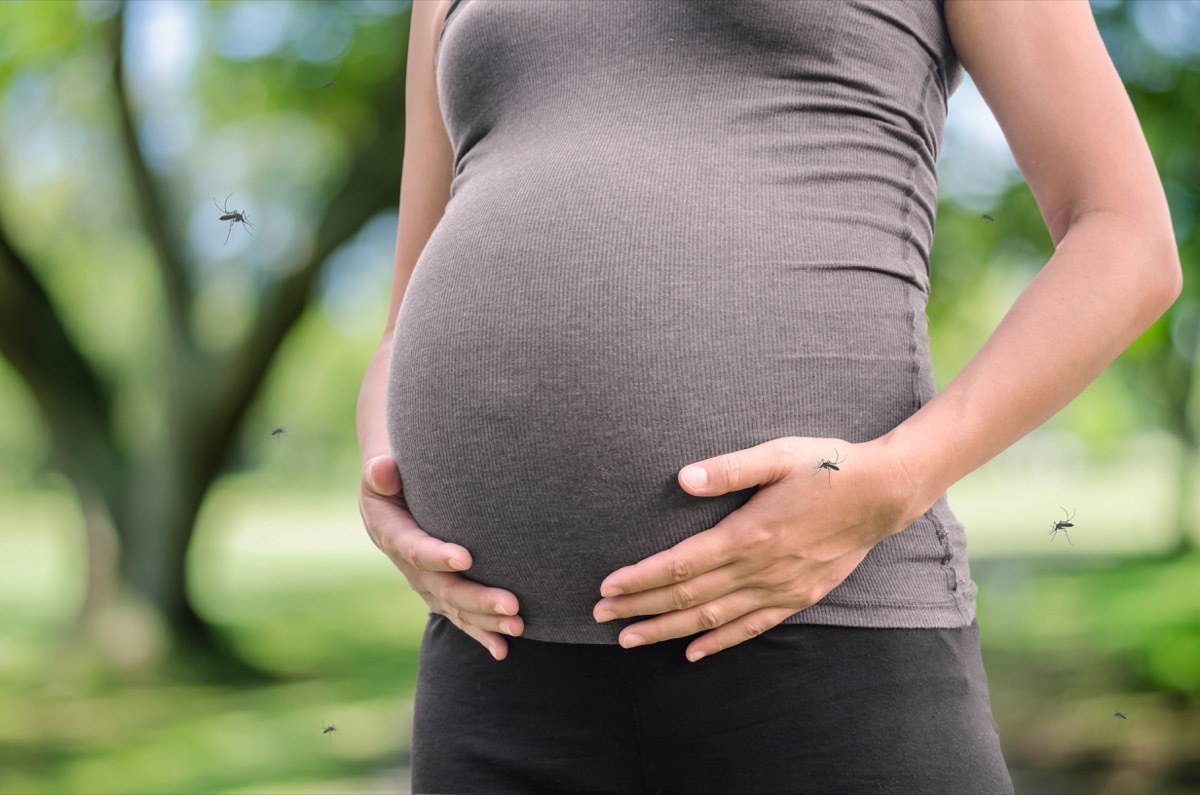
{"left": 363, "top": 455, "right": 402, "bottom": 496}
{"left": 362, "top": 494, "right": 475, "bottom": 573}
{"left": 678, "top": 437, "right": 798, "bottom": 497}
{"left": 615, "top": 589, "right": 771, "bottom": 648}
{"left": 454, "top": 609, "right": 525, "bottom": 638}
{"left": 436, "top": 572, "right": 521, "bottom": 618}
{"left": 455, "top": 621, "right": 510, "bottom": 661}
{"left": 410, "top": 578, "right": 522, "bottom": 637}
{"left": 594, "top": 562, "right": 742, "bottom": 622}
{"left": 683, "top": 606, "right": 796, "bottom": 662}
{"left": 599, "top": 522, "right": 775, "bottom": 597}
{"left": 403, "top": 531, "right": 475, "bottom": 573}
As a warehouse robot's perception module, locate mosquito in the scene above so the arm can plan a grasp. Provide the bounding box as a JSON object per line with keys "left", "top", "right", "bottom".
{"left": 981, "top": 213, "right": 995, "bottom": 221}
{"left": 322, "top": 81, "right": 338, "bottom": 90}
{"left": 1049, "top": 507, "right": 1075, "bottom": 546}
{"left": 270, "top": 427, "right": 286, "bottom": 439}
{"left": 214, "top": 193, "right": 254, "bottom": 245}
{"left": 1113, "top": 711, "right": 1127, "bottom": 720}
{"left": 813, "top": 449, "right": 846, "bottom": 486}
{"left": 320, "top": 721, "right": 337, "bottom": 738}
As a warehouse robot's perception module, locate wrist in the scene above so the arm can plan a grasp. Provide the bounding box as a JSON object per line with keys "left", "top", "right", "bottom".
{"left": 871, "top": 426, "right": 954, "bottom": 530}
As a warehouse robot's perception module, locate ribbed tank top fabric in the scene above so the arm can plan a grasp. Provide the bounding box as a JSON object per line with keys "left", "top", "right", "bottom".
{"left": 387, "top": 0, "right": 973, "bottom": 643}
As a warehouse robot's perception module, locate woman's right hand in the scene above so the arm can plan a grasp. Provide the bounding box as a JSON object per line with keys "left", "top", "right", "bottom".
{"left": 359, "top": 455, "right": 523, "bottom": 660}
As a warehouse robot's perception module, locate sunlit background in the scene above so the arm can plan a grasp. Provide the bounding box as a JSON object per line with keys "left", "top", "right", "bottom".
{"left": 0, "top": 1, "right": 1197, "bottom": 793}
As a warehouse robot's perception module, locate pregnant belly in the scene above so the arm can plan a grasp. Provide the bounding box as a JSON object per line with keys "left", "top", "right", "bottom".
{"left": 385, "top": 227, "right": 928, "bottom": 641}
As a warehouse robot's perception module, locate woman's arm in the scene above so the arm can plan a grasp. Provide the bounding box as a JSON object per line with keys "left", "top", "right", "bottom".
{"left": 593, "top": 0, "right": 1181, "bottom": 660}
{"left": 884, "top": 0, "right": 1182, "bottom": 522}
{"left": 357, "top": 0, "right": 523, "bottom": 660}
{"left": 357, "top": 0, "right": 452, "bottom": 466}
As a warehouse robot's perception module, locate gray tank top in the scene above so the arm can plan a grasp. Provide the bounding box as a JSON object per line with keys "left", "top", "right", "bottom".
{"left": 387, "top": 0, "right": 972, "bottom": 643}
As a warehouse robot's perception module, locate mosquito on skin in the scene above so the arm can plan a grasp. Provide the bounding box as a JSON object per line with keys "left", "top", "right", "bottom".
{"left": 813, "top": 449, "right": 846, "bottom": 486}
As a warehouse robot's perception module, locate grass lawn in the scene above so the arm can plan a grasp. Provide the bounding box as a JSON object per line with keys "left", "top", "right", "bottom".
{"left": 0, "top": 452, "right": 1197, "bottom": 794}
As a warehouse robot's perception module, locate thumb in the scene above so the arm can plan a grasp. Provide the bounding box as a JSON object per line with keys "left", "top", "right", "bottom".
{"left": 363, "top": 455, "right": 402, "bottom": 496}
{"left": 678, "top": 438, "right": 797, "bottom": 496}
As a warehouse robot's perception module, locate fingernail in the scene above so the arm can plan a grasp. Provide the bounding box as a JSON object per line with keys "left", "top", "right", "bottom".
{"left": 621, "top": 634, "right": 645, "bottom": 649}
{"left": 496, "top": 603, "right": 514, "bottom": 616}
{"left": 448, "top": 558, "right": 466, "bottom": 571}
{"left": 600, "top": 584, "right": 623, "bottom": 598}
{"left": 681, "top": 465, "right": 708, "bottom": 489}
{"left": 687, "top": 650, "right": 706, "bottom": 663}
{"left": 490, "top": 647, "right": 501, "bottom": 661}
{"left": 502, "top": 620, "right": 518, "bottom": 636}
{"left": 595, "top": 609, "right": 616, "bottom": 623}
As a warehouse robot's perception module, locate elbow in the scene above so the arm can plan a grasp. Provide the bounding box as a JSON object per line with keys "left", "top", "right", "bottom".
{"left": 1147, "top": 235, "right": 1183, "bottom": 318}
{"left": 1073, "top": 200, "right": 1184, "bottom": 322}
{"left": 1128, "top": 199, "right": 1185, "bottom": 317}
{"left": 1080, "top": 210, "right": 1182, "bottom": 325}
{"left": 1102, "top": 208, "right": 1184, "bottom": 324}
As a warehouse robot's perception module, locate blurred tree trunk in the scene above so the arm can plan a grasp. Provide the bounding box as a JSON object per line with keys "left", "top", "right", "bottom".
{"left": 1167, "top": 338, "right": 1200, "bottom": 557}
{"left": 1127, "top": 346, "right": 1199, "bottom": 558}
{"left": 1173, "top": 439, "right": 1197, "bottom": 557}
{"left": 0, "top": 4, "right": 411, "bottom": 670}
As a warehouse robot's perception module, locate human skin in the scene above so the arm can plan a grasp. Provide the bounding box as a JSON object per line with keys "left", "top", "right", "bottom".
{"left": 357, "top": 0, "right": 1182, "bottom": 662}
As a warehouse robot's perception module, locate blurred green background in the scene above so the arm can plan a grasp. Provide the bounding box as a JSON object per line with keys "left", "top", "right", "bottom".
{"left": 0, "top": 1, "right": 1197, "bottom": 793}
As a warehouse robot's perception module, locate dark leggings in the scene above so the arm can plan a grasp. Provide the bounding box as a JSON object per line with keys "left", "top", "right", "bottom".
{"left": 411, "top": 614, "right": 1014, "bottom": 795}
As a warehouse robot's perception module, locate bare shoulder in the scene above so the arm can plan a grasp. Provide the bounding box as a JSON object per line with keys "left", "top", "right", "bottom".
{"left": 943, "top": 0, "right": 1173, "bottom": 246}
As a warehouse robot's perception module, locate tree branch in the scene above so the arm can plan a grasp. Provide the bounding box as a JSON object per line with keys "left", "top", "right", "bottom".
{"left": 0, "top": 216, "right": 125, "bottom": 500}
{"left": 110, "top": 2, "right": 193, "bottom": 351}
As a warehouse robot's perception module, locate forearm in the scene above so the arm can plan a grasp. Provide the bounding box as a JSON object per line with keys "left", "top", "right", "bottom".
{"left": 882, "top": 210, "right": 1181, "bottom": 525}
{"left": 357, "top": 334, "right": 395, "bottom": 465}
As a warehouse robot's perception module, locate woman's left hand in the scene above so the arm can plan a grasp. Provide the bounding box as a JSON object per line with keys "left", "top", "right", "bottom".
{"left": 593, "top": 435, "right": 922, "bottom": 661}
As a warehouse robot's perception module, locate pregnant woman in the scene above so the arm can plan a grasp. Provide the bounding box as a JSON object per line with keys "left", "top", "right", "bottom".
{"left": 357, "top": 1, "right": 1180, "bottom": 792}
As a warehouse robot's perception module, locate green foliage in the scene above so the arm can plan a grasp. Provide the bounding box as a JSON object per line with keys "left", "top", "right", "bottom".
{"left": 980, "top": 555, "right": 1200, "bottom": 698}
{"left": 0, "top": 2, "right": 95, "bottom": 90}
{"left": 0, "top": 0, "right": 416, "bottom": 638}
{"left": 0, "top": 483, "right": 427, "bottom": 795}
{"left": 0, "top": 0, "right": 412, "bottom": 484}
{"left": 975, "top": 554, "right": 1200, "bottom": 792}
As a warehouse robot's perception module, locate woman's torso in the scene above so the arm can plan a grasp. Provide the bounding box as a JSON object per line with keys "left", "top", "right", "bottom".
{"left": 387, "top": 0, "right": 975, "bottom": 642}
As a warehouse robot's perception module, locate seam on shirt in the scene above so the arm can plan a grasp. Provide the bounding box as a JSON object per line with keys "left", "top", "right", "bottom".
{"left": 810, "top": 591, "right": 965, "bottom": 610}
{"left": 900, "top": 64, "right": 957, "bottom": 596}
